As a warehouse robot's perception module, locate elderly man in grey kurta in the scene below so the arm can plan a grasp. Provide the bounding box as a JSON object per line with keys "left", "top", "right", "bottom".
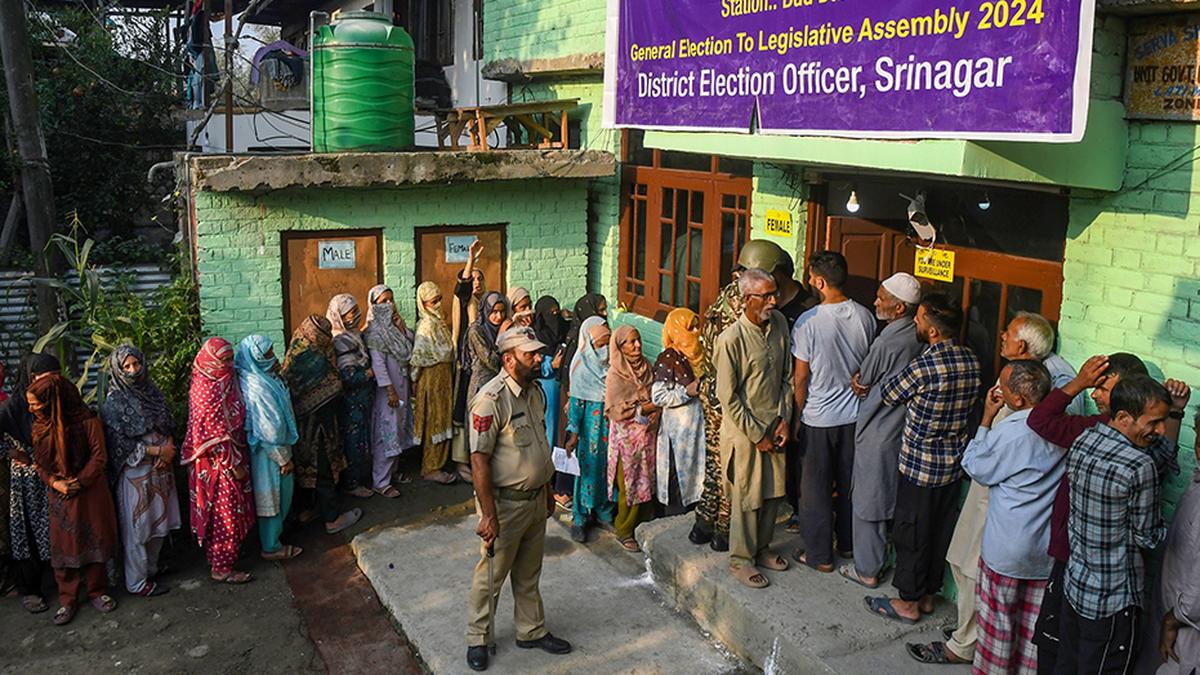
{"left": 716, "top": 268, "right": 794, "bottom": 589}
{"left": 843, "top": 273, "right": 924, "bottom": 589}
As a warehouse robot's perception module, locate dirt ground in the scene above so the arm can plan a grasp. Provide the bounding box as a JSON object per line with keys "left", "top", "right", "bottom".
{"left": 0, "top": 455, "right": 475, "bottom": 675}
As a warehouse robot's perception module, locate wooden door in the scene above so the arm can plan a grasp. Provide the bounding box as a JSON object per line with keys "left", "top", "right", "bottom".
{"left": 282, "top": 230, "right": 383, "bottom": 339}
{"left": 818, "top": 217, "right": 1064, "bottom": 379}
{"left": 415, "top": 226, "right": 506, "bottom": 320}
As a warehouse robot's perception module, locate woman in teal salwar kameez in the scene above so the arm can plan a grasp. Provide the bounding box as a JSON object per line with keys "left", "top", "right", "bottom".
{"left": 235, "top": 335, "right": 302, "bottom": 560}
{"left": 563, "top": 316, "right": 617, "bottom": 543}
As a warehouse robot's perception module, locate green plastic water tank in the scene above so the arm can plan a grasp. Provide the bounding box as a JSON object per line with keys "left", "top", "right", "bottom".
{"left": 311, "top": 11, "right": 415, "bottom": 152}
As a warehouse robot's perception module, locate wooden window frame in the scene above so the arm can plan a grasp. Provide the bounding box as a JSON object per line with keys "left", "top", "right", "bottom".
{"left": 618, "top": 131, "right": 752, "bottom": 321}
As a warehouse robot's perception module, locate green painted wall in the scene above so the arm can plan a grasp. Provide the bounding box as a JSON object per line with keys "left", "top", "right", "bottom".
{"left": 193, "top": 181, "right": 590, "bottom": 348}
{"left": 483, "top": 0, "right": 606, "bottom": 65}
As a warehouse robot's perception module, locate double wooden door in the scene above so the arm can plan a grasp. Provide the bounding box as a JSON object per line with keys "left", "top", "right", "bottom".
{"left": 817, "top": 217, "right": 1064, "bottom": 379}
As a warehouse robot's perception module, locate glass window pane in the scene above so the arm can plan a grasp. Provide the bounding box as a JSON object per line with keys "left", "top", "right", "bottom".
{"left": 720, "top": 211, "right": 736, "bottom": 287}
{"left": 659, "top": 273, "right": 672, "bottom": 304}
{"left": 1005, "top": 286, "right": 1044, "bottom": 325}
{"left": 637, "top": 183, "right": 647, "bottom": 196}
{"left": 659, "top": 150, "right": 713, "bottom": 173}
{"left": 635, "top": 199, "right": 646, "bottom": 280}
{"left": 690, "top": 191, "right": 704, "bottom": 225}
{"left": 719, "top": 157, "right": 753, "bottom": 177}
{"left": 965, "top": 279, "right": 1002, "bottom": 381}
{"left": 689, "top": 227, "right": 703, "bottom": 276}
{"left": 660, "top": 219, "right": 673, "bottom": 272}
{"left": 722, "top": 194, "right": 735, "bottom": 209}
{"left": 688, "top": 281, "right": 701, "bottom": 312}
{"left": 738, "top": 195, "right": 747, "bottom": 210}
{"left": 662, "top": 188, "right": 674, "bottom": 219}
{"left": 626, "top": 129, "right": 654, "bottom": 166}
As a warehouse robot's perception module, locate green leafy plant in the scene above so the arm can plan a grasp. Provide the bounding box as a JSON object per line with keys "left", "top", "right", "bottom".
{"left": 34, "top": 217, "right": 199, "bottom": 425}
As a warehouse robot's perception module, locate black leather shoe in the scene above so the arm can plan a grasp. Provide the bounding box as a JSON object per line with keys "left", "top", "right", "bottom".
{"left": 467, "top": 645, "right": 489, "bottom": 671}
{"left": 571, "top": 525, "right": 587, "bottom": 543}
{"left": 516, "top": 633, "right": 572, "bottom": 655}
{"left": 688, "top": 523, "right": 713, "bottom": 545}
{"left": 709, "top": 534, "right": 729, "bottom": 552}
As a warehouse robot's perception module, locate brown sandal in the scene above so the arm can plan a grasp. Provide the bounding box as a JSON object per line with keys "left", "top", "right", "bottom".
{"left": 211, "top": 570, "right": 253, "bottom": 584}
{"left": 620, "top": 537, "right": 641, "bottom": 552}
{"left": 730, "top": 564, "right": 769, "bottom": 589}
{"left": 792, "top": 549, "right": 834, "bottom": 573}
{"left": 756, "top": 552, "right": 789, "bottom": 571}
{"left": 21, "top": 595, "right": 48, "bottom": 614}
{"left": 261, "top": 544, "right": 303, "bottom": 561}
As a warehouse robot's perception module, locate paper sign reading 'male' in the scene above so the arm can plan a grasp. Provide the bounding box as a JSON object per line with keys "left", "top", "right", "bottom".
{"left": 602, "top": 0, "right": 1096, "bottom": 141}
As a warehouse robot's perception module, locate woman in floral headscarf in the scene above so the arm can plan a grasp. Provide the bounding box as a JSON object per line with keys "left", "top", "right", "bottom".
{"left": 282, "top": 316, "right": 360, "bottom": 534}
{"left": 410, "top": 281, "right": 457, "bottom": 485}
{"left": 651, "top": 309, "right": 706, "bottom": 517}
{"left": 563, "top": 316, "right": 615, "bottom": 543}
{"left": 604, "top": 325, "right": 659, "bottom": 553}
{"left": 365, "top": 285, "right": 416, "bottom": 497}
{"left": 326, "top": 294, "right": 375, "bottom": 498}
{"left": 235, "top": 335, "right": 301, "bottom": 560}
{"left": 100, "top": 345, "right": 180, "bottom": 597}
{"left": 182, "top": 338, "right": 255, "bottom": 584}
{"left": 28, "top": 373, "right": 119, "bottom": 625}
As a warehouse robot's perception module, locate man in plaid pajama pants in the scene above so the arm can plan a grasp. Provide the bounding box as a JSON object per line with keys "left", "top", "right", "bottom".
{"left": 961, "top": 360, "right": 1064, "bottom": 674}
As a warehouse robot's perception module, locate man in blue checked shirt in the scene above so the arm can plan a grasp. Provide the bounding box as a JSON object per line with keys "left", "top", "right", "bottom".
{"left": 1056, "top": 374, "right": 1189, "bottom": 675}
{"left": 864, "top": 293, "right": 980, "bottom": 625}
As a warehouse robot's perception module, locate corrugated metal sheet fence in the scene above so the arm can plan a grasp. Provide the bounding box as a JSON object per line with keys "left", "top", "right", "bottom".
{"left": 0, "top": 264, "right": 173, "bottom": 389}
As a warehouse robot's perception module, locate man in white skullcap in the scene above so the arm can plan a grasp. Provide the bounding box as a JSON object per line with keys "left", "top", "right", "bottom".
{"left": 840, "top": 273, "right": 925, "bottom": 589}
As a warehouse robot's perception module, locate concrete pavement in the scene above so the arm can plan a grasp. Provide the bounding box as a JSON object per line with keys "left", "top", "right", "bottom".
{"left": 351, "top": 509, "right": 747, "bottom": 675}
{"left": 637, "top": 515, "right": 971, "bottom": 675}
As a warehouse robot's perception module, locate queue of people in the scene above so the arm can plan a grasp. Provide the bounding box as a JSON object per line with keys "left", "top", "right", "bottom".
{"left": 0, "top": 233, "right": 1195, "bottom": 675}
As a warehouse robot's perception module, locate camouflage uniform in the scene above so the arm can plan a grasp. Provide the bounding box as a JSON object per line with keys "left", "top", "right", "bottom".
{"left": 693, "top": 281, "right": 744, "bottom": 536}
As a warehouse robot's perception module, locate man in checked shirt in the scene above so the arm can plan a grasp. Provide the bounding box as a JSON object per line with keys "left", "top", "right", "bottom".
{"left": 1055, "top": 374, "right": 1189, "bottom": 675}
{"left": 864, "top": 293, "right": 981, "bottom": 625}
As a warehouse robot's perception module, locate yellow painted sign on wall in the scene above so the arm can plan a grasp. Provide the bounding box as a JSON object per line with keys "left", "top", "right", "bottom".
{"left": 764, "top": 209, "right": 793, "bottom": 238}
{"left": 915, "top": 248, "right": 956, "bottom": 283}
{"left": 1127, "top": 14, "right": 1200, "bottom": 121}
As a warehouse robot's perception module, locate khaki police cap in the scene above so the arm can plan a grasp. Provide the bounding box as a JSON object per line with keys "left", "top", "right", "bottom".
{"left": 496, "top": 327, "right": 546, "bottom": 354}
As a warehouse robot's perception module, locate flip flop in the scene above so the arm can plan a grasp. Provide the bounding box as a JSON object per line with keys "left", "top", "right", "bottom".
{"left": 374, "top": 486, "right": 401, "bottom": 499}
{"left": 345, "top": 486, "right": 373, "bottom": 499}
{"left": 730, "top": 564, "right": 769, "bottom": 589}
{"left": 21, "top": 595, "right": 48, "bottom": 614}
{"left": 326, "top": 508, "right": 363, "bottom": 534}
{"left": 838, "top": 563, "right": 880, "bottom": 589}
{"left": 211, "top": 570, "right": 253, "bottom": 584}
{"left": 791, "top": 549, "right": 834, "bottom": 573}
{"left": 906, "top": 642, "right": 969, "bottom": 664}
{"left": 133, "top": 582, "right": 169, "bottom": 597}
{"left": 91, "top": 594, "right": 117, "bottom": 613}
{"left": 53, "top": 605, "right": 76, "bottom": 626}
{"left": 261, "top": 544, "right": 303, "bottom": 561}
{"left": 756, "top": 552, "right": 789, "bottom": 571}
{"left": 863, "top": 596, "right": 918, "bottom": 625}
{"left": 620, "top": 537, "right": 641, "bottom": 552}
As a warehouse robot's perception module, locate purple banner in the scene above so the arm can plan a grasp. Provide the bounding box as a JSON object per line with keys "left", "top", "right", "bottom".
{"left": 603, "top": 0, "right": 1095, "bottom": 141}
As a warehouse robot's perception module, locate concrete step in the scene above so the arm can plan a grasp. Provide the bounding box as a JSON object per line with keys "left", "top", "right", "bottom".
{"left": 351, "top": 510, "right": 747, "bottom": 675}
{"left": 636, "top": 515, "right": 972, "bottom": 675}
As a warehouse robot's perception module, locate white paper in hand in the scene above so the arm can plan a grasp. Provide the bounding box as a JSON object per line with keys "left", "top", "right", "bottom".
{"left": 552, "top": 446, "right": 581, "bottom": 476}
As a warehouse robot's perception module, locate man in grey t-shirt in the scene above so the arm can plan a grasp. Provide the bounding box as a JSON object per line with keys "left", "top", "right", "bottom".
{"left": 790, "top": 251, "right": 877, "bottom": 571}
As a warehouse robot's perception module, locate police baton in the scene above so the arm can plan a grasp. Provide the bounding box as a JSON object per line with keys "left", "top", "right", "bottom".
{"left": 486, "top": 541, "right": 496, "bottom": 654}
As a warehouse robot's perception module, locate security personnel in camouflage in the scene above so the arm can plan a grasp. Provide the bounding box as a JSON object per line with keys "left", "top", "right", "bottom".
{"left": 465, "top": 327, "right": 572, "bottom": 672}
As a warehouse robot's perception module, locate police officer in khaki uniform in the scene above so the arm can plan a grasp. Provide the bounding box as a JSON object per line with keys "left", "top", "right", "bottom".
{"left": 466, "top": 327, "right": 573, "bottom": 671}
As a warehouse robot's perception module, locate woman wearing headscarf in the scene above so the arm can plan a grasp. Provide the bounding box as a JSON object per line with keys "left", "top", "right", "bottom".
{"left": 559, "top": 293, "right": 607, "bottom": 396}
{"left": 235, "top": 335, "right": 302, "bottom": 560}
{"left": 182, "top": 338, "right": 255, "bottom": 584}
{"left": 283, "top": 315, "right": 361, "bottom": 534}
{"left": 563, "top": 316, "right": 616, "bottom": 543}
{"left": 451, "top": 239, "right": 487, "bottom": 355}
{"left": 365, "top": 285, "right": 417, "bottom": 497}
{"left": 651, "top": 309, "right": 707, "bottom": 517}
{"left": 100, "top": 345, "right": 181, "bottom": 597}
{"left": 605, "top": 325, "right": 659, "bottom": 553}
{"left": 506, "top": 286, "right": 533, "bottom": 328}
{"left": 532, "top": 296, "right": 569, "bottom": 448}
{"left": 0, "top": 353, "right": 61, "bottom": 613}
{"left": 27, "top": 373, "right": 119, "bottom": 625}
{"left": 326, "top": 294, "right": 375, "bottom": 498}
{"left": 451, "top": 292, "right": 509, "bottom": 481}
{"left": 410, "top": 281, "right": 457, "bottom": 485}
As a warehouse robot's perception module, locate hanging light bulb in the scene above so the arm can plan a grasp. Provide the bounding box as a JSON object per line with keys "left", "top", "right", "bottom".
{"left": 846, "top": 188, "right": 861, "bottom": 213}
{"left": 978, "top": 192, "right": 992, "bottom": 211}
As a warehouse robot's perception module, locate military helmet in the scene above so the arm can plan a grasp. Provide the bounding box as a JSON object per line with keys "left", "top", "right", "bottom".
{"left": 735, "top": 239, "right": 788, "bottom": 274}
